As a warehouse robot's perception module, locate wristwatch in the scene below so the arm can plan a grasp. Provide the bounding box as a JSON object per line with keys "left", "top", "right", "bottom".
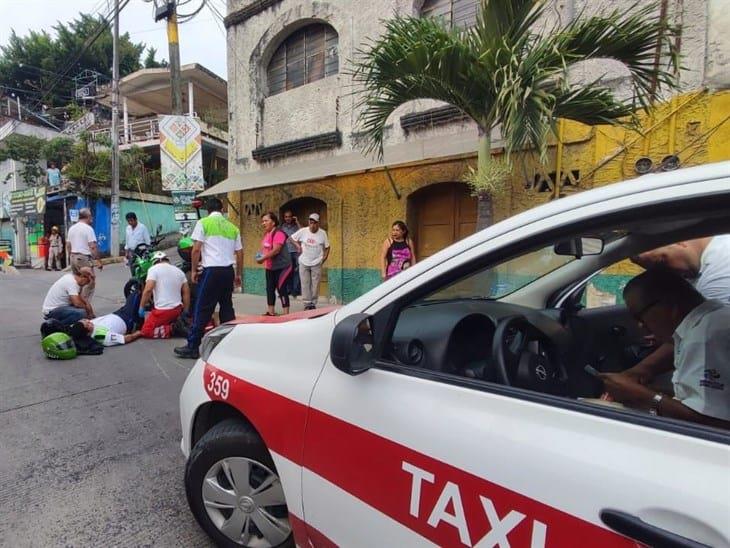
{"left": 649, "top": 393, "right": 664, "bottom": 416}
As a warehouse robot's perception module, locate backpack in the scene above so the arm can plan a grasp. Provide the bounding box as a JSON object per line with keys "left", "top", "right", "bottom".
{"left": 270, "top": 229, "right": 292, "bottom": 271}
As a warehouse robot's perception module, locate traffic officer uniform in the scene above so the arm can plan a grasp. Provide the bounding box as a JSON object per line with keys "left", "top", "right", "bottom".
{"left": 175, "top": 210, "right": 242, "bottom": 358}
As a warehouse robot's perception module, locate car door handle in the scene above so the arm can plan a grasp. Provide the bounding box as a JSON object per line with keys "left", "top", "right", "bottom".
{"left": 600, "top": 509, "right": 711, "bottom": 548}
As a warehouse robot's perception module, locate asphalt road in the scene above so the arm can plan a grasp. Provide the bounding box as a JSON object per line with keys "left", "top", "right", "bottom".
{"left": 0, "top": 263, "right": 214, "bottom": 547}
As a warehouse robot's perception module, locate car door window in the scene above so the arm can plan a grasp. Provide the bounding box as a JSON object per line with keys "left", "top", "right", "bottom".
{"left": 582, "top": 260, "right": 643, "bottom": 309}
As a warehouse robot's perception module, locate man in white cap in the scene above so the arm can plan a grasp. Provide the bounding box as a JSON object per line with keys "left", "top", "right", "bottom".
{"left": 138, "top": 251, "right": 190, "bottom": 338}
{"left": 290, "top": 213, "right": 330, "bottom": 310}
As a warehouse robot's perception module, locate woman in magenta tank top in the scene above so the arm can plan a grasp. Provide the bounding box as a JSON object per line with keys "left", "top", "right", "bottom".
{"left": 380, "top": 221, "right": 417, "bottom": 281}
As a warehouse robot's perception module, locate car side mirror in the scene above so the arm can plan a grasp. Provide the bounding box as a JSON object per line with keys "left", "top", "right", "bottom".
{"left": 330, "top": 313, "right": 375, "bottom": 375}
{"left": 554, "top": 237, "right": 604, "bottom": 258}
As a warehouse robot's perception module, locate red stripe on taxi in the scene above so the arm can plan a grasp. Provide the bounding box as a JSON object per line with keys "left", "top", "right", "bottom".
{"left": 289, "top": 512, "right": 338, "bottom": 548}
{"left": 204, "top": 364, "right": 634, "bottom": 547}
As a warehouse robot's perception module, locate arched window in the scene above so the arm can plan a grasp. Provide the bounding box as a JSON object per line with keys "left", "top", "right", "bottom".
{"left": 267, "top": 24, "right": 339, "bottom": 96}
{"left": 421, "top": 0, "right": 478, "bottom": 28}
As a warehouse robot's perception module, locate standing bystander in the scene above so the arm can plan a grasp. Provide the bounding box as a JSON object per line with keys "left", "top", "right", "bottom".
{"left": 280, "top": 210, "right": 301, "bottom": 298}
{"left": 66, "top": 208, "right": 102, "bottom": 302}
{"left": 124, "top": 212, "right": 151, "bottom": 275}
{"left": 47, "top": 161, "right": 61, "bottom": 187}
{"left": 139, "top": 251, "right": 190, "bottom": 338}
{"left": 256, "top": 212, "right": 293, "bottom": 316}
{"left": 48, "top": 226, "right": 63, "bottom": 271}
{"left": 174, "top": 198, "right": 243, "bottom": 359}
{"left": 290, "top": 213, "right": 330, "bottom": 310}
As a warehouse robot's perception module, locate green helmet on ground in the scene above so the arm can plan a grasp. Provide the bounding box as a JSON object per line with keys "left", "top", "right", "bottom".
{"left": 42, "top": 332, "right": 77, "bottom": 360}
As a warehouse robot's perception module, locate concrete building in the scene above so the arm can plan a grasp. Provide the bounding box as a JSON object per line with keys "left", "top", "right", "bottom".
{"left": 0, "top": 111, "right": 60, "bottom": 264}
{"left": 93, "top": 63, "right": 229, "bottom": 192}
{"left": 208, "top": 0, "right": 730, "bottom": 302}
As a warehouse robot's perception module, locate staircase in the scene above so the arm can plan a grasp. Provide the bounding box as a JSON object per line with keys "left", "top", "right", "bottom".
{"left": 0, "top": 118, "right": 20, "bottom": 142}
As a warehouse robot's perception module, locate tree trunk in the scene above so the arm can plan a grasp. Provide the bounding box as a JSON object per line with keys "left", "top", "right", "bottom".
{"left": 475, "top": 131, "right": 493, "bottom": 231}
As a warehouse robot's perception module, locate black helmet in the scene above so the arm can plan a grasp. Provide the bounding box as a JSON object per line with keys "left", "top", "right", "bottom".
{"left": 40, "top": 319, "right": 67, "bottom": 338}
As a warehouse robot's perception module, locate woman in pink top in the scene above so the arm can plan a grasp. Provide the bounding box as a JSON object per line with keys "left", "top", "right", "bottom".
{"left": 381, "top": 221, "right": 416, "bottom": 281}
{"left": 256, "top": 212, "right": 293, "bottom": 315}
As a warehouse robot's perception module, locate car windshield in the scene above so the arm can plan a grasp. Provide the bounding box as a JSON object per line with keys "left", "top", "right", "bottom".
{"left": 419, "top": 244, "right": 577, "bottom": 302}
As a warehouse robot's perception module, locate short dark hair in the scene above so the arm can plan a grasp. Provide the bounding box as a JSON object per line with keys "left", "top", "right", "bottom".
{"left": 68, "top": 321, "right": 89, "bottom": 340}
{"left": 206, "top": 197, "right": 223, "bottom": 212}
{"left": 624, "top": 267, "right": 704, "bottom": 310}
{"left": 125, "top": 212, "right": 137, "bottom": 221}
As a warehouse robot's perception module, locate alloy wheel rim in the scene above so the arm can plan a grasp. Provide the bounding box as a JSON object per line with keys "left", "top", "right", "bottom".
{"left": 202, "top": 457, "right": 290, "bottom": 546}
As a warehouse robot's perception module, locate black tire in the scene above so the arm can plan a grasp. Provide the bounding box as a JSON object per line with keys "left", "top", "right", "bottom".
{"left": 185, "top": 419, "right": 294, "bottom": 548}
{"left": 124, "top": 278, "right": 140, "bottom": 298}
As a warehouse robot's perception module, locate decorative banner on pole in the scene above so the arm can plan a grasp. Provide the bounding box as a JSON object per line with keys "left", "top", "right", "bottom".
{"left": 159, "top": 115, "right": 204, "bottom": 191}
{"left": 9, "top": 187, "right": 46, "bottom": 220}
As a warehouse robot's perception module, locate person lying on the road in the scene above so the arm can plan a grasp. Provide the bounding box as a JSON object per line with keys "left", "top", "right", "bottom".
{"left": 599, "top": 268, "right": 730, "bottom": 430}
{"left": 138, "top": 251, "right": 190, "bottom": 339}
{"left": 68, "top": 291, "right": 143, "bottom": 346}
{"left": 41, "top": 267, "right": 95, "bottom": 325}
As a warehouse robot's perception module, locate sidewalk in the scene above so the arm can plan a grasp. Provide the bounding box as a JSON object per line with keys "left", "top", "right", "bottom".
{"left": 231, "top": 291, "right": 333, "bottom": 316}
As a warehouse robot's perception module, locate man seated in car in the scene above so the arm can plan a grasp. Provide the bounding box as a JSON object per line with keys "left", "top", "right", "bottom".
{"left": 622, "top": 236, "right": 730, "bottom": 388}
{"left": 599, "top": 268, "right": 730, "bottom": 429}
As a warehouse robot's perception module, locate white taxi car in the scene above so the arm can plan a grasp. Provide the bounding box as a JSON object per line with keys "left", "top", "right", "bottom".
{"left": 180, "top": 162, "right": 730, "bottom": 548}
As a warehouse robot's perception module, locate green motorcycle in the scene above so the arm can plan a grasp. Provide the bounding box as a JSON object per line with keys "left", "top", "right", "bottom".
{"left": 123, "top": 242, "right": 157, "bottom": 297}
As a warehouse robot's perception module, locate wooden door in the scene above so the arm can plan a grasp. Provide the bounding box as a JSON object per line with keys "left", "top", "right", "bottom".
{"left": 413, "top": 183, "right": 477, "bottom": 260}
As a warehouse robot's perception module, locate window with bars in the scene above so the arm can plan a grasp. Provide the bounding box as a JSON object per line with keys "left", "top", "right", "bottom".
{"left": 421, "top": 0, "right": 478, "bottom": 28}
{"left": 266, "top": 24, "right": 339, "bottom": 96}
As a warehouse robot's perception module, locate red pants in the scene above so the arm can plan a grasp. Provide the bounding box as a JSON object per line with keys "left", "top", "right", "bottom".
{"left": 141, "top": 305, "right": 183, "bottom": 339}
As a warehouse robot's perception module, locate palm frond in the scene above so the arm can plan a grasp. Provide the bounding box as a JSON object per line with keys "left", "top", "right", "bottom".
{"left": 550, "top": 2, "right": 679, "bottom": 107}
{"left": 350, "top": 17, "right": 488, "bottom": 157}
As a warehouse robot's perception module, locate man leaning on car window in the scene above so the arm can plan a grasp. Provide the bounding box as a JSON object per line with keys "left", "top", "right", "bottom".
{"left": 599, "top": 268, "right": 730, "bottom": 430}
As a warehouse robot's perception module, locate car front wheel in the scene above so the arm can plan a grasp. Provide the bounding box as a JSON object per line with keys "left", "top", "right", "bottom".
{"left": 185, "top": 419, "right": 293, "bottom": 547}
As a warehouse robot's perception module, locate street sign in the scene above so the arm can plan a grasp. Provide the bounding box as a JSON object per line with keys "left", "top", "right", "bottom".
{"left": 69, "top": 209, "right": 79, "bottom": 223}
{"left": 9, "top": 187, "right": 46, "bottom": 219}
{"left": 175, "top": 211, "right": 199, "bottom": 222}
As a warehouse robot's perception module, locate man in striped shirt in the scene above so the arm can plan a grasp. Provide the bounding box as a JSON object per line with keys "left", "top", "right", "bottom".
{"left": 174, "top": 197, "right": 243, "bottom": 359}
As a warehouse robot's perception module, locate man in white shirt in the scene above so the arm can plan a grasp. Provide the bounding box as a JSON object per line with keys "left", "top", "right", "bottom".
{"left": 124, "top": 211, "right": 151, "bottom": 275}
{"left": 41, "top": 267, "right": 95, "bottom": 325}
{"left": 139, "top": 251, "right": 190, "bottom": 338}
{"left": 290, "top": 213, "right": 330, "bottom": 310}
{"left": 600, "top": 268, "right": 730, "bottom": 429}
{"left": 175, "top": 197, "right": 243, "bottom": 359}
{"left": 67, "top": 208, "right": 102, "bottom": 301}
{"left": 622, "top": 236, "right": 730, "bottom": 386}
{"left": 68, "top": 291, "right": 143, "bottom": 346}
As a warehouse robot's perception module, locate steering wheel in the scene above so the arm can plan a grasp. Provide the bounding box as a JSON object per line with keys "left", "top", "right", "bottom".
{"left": 491, "top": 315, "right": 567, "bottom": 395}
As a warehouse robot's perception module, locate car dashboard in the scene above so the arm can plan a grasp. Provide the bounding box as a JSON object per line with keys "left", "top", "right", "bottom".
{"left": 387, "top": 299, "right": 573, "bottom": 382}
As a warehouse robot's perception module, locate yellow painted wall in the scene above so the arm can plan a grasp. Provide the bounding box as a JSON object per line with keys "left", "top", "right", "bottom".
{"left": 229, "top": 90, "right": 730, "bottom": 300}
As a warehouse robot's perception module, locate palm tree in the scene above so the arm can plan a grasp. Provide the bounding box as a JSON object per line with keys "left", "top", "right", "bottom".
{"left": 352, "top": 0, "right": 678, "bottom": 228}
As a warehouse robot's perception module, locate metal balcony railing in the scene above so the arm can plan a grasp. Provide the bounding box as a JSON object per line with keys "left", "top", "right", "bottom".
{"left": 90, "top": 118, "right": 160, "bottom": 145}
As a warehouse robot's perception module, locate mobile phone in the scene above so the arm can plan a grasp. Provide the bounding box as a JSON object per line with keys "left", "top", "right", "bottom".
{"left": 584, "top": 365, "right": 600, "bottom": 377}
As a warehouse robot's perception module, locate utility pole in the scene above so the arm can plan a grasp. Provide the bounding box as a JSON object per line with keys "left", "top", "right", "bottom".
{"left": 167, "top": 2, "right": 183, "bottom": 114}
{"left": 110, "top": 0, "right": 121, "bottom": 257}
